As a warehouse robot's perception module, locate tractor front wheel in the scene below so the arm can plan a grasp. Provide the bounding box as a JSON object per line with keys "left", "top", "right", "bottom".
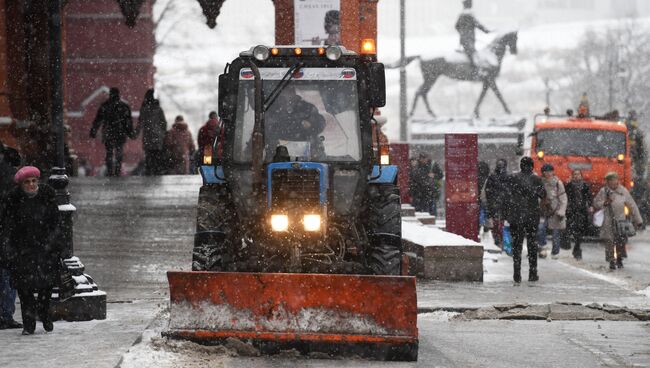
{"left": 192, "top": 185, "right": 237, "bottom": 271}
{"left": 366, "top": 184, "right": 402, "bottom": 275}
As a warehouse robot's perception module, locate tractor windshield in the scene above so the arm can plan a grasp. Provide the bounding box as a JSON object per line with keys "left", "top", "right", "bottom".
{"left": 233, "top": 67, "right": 361, "bottom": 163}
{"left": 535, "top": 128, "right": 626, "bottom": 158}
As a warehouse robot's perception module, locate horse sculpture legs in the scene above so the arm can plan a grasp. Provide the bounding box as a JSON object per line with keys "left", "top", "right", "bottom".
{"left": 473, "top": 78, "right": 511, "bottom": 118}
{"left": 409, "top": 76, "right": 439, "bottom": 118}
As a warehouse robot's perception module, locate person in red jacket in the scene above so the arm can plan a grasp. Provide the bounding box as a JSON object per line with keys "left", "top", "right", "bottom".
{"left": 197, "top": 111, "right": 220, "bottom": 158}
{"left": 164, "top": 116, "right": 195, "bottom": 175}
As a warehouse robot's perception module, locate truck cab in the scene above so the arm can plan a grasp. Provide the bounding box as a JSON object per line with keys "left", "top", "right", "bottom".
{"left": 531, "top": 114, "right": 632, "bottom": 194}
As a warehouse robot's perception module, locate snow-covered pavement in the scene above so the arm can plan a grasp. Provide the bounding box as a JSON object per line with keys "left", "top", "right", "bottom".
{"left": 0, "top": 177, "right": 648, "bottom": 367}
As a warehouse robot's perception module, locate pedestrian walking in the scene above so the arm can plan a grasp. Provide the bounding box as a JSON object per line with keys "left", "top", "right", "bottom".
{"left": 478, "top": 161, "right": 490, "bottom": 233}
{"left": 427, "top": 157, "right": 444, "bottom": 216}
{"left": 485, "top": 158, "right": 509, "bottom": 247}
{"left": 135, "top": 89, "right": 167, "bottom": 176}
{"left": 0, "top": 141, "right": 22, "bottom": 330}
{"left": 1, "top": 166, "right": 62, "bottom": 334}
{"left": 507, "top": 157, "right": 546, "bottom": 283}
{"left": 164, "top": 116, "right": 195, "bottom": 175}
{"left": 89, "top": 87, "right": 135, "bottom": 176}
{"left": 564, "top": 170, "right": 593, "bottom": 260}
{"left": 537, "top": 164, "right": 567, "bottom": 259}
{"left": 197, "top": 111, "right": 221, "bottom": 163}
{"left": 410, "top": 155, "right": 431, "bottom": 212}
{"left": 593, "top": 172, "right": 642, "bottom": 270}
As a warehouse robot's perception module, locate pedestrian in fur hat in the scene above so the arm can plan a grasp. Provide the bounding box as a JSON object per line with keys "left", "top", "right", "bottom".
{"left": 1, "top": 166, "right": 62, "bottom": 335}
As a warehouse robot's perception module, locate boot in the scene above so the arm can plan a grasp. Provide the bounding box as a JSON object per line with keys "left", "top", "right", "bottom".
{"left": 43, "top": 319, "right": 53, "bottom": 332}
{"left": 513, "top": 272, "right": 521, "bottom": 283}
{"left": 616, "top": 258, "right": 624, "bottom": 269}
{"left": 609, "top": 261, "right": 616, "bottom": 270}
{"left": 528, "top": 270, "right": 539, "bottom": 282}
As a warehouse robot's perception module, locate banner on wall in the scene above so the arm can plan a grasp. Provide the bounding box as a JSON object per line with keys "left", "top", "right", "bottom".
{"left": 294, "top": 0, "right": 341, "bottom": 46}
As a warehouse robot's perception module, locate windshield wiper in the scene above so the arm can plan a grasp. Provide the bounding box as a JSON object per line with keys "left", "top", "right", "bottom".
{"left": 263, "top": 62, "right": 304, "bottom": 112}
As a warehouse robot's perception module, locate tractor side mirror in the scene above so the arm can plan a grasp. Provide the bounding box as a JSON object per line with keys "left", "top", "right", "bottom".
{"left": 218, "top": 74, "right": 235, "bottom": 121}
{"left": 368, "top": 63, "right": 386, "bottom": 108}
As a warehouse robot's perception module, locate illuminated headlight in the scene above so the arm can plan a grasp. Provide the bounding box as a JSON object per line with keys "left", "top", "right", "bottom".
{"left": 253, "top": 45, "right": 270, "bottom": 61}
{"left": 380, "top": 154, "right": 390, "bottom": 165}
{"left": 537, "top": 151, "right": 544, "bottom": 159}
{"left": 271, "top": 214, "right": 289, "bottom": 232}
{"left": 326, "top": 46, "right": 342, "bottom": 61}
{"left": 617, "top": 153, "right": 625, "bottom": 162}
{"left": 303, "top": 214, "right": 321, "bottom": 232}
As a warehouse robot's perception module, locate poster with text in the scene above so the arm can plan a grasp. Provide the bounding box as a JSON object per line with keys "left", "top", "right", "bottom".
{"left": 294, "top": 0, "right": 341, "bottom": 46}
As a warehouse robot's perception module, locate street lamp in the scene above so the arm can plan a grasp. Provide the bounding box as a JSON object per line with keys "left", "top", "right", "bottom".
{"left": 48, "top": 0, "right": 106, "bottom": 322}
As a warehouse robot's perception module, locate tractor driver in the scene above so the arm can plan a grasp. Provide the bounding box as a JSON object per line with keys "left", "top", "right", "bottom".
{"left": 264, "top": 84, "right": 326, "bottom": 159}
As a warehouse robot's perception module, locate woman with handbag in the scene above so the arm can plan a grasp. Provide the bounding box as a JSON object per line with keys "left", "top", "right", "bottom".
{"left": 0, "top": 166, "right": 62, "bottom": 334}
{"left": 593, "top": 172, "right": 643, "bottom": 270}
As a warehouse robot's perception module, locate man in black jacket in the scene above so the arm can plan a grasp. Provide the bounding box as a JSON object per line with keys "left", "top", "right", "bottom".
{"left": 485, "top": 158, "right": 509, "bottom": 247}
{"left": 507, "top": 157, "right": 546, "bottom": 283}
{"left": 564, "top": 170, "right": 593, "bottom": 260}
{"left": 90, "top": 87, "right": 134, "bottom": 176}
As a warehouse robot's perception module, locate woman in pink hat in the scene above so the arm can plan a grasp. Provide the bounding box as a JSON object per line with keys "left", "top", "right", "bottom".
{"left": 0, "top": 166, "right": 62, "bottom": 335}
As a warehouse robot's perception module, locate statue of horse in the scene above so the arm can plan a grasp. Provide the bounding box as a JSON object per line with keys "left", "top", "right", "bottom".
{"left": 393, "top": 31, "right": 518, "bottom": 118}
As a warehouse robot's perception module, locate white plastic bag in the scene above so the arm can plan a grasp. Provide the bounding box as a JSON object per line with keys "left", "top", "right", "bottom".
{"left": 592, "top": 209, "right": 605, "bottom": 227}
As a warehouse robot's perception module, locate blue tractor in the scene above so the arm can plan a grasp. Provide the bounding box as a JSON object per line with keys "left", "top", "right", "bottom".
{"left": 192, "top": 45, "right": 401, "bottom": 275}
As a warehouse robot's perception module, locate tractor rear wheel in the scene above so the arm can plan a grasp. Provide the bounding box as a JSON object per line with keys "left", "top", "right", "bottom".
{"left": 192, "top": 185, "right": 237, "bottom": 271}
{"left": 366, "top": 184, "right": 402, "bottom": 275}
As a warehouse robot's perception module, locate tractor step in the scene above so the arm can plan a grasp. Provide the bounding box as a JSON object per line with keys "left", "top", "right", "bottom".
{"left": 165, "top": 271, "right": 418, "bottom": 361}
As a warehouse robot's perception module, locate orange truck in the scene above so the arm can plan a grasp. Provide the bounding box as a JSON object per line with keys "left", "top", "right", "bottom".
{"left": 531, "top": 114, "right": 632, "bottom": 195}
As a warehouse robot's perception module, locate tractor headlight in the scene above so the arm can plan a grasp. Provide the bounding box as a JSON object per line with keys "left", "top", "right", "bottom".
{"left": 253, "top": 45, "right": 270, "bottom": 61}
{"left": 303, "top": 214, "right": 321, "bottom": 232}
{"left": 326, "top": 46, "right": 342, "bottom": 61}
{"left": 271, "top": 214, "right": 289, "bottom": 232}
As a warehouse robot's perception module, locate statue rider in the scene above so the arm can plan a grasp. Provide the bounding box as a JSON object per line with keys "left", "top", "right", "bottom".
{"left": 455, "top": 0, "right": 490, "bottom": 71}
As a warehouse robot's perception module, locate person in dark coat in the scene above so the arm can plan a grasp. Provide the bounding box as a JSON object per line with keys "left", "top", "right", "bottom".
{"left": 90, "top": 87, "right": 135, "bottom": 176}
{"left": 164, "top": 116, "right": 196, "bottom": 175}
{"left": 455, "top": 0, "right": 490, "bottom": 70}
{"left": 135, "top": 89, "right": 167, "bottom": 176}
{"left": 197, "top": 111, "right": 221, "bottom": 162}
{"left": 507, "top": 157, "right": 546, "bottom": 283}
{"left": 564, "top": 170, "right": 593, "bottom": 260}
{"left": 485, "top": 159, "right": 509, "bottom": 247}
{"left": 1, "top": 166, "right": 62, "bottom": 334}
{"left": 0, "top": 141, "right": 23, "bottom": 330}
{"left": 265, "top": 84, "right": 326, "bottom": 158}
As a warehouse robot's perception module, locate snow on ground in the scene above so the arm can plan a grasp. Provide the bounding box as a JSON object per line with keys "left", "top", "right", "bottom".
{"left": 119, "top": 309, "right": 235, "bottom": 368}
{"left": 402, "top": 220, "right": 481, "bottom": 247}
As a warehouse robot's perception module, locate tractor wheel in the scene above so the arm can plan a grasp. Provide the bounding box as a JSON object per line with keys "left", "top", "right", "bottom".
{"left": 192, "top": 185, "right": 237, "bottom": 271}
{"left": 366, "top": 184, "right": 402, "bottom": 275}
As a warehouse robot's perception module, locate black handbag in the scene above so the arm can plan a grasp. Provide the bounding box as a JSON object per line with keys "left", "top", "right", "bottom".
{"left": 616, "top": 219, "right": 636, "bottom": 238}
{"left": 58, "top": 259, "right": 76, "bottom": 301}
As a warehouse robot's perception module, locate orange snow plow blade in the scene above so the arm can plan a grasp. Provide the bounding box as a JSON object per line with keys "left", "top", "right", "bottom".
{"left": 164, "top": 271, "right": 418, "bottom": 361}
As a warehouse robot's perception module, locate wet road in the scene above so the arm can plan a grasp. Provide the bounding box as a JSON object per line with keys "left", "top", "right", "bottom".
{"left": 1, "top": 176, "right": 648, "bottom": 368}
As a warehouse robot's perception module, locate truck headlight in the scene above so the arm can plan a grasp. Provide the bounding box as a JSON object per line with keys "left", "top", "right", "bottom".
{"left": 303, "top": 214, "right": 321, "bottom": 232}
{"left": 271, "top": 214, "right": 289, "bottom": 232}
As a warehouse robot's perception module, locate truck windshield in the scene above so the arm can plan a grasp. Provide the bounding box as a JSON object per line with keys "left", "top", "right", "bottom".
{"left": 535, "top": 128, "right": 626, "bottom": 158}
{"left": 233, "top": 67, "right": 361, "bottom": 163}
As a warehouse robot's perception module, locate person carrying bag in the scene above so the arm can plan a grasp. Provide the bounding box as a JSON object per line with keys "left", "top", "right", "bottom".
{"left": 593, "top": 172, "right": 642, "bottom": 270}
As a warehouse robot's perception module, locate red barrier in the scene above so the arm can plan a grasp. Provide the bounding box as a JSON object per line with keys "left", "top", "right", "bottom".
{"left": 445, "top": 134, "right": 479, "bottom": 241}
